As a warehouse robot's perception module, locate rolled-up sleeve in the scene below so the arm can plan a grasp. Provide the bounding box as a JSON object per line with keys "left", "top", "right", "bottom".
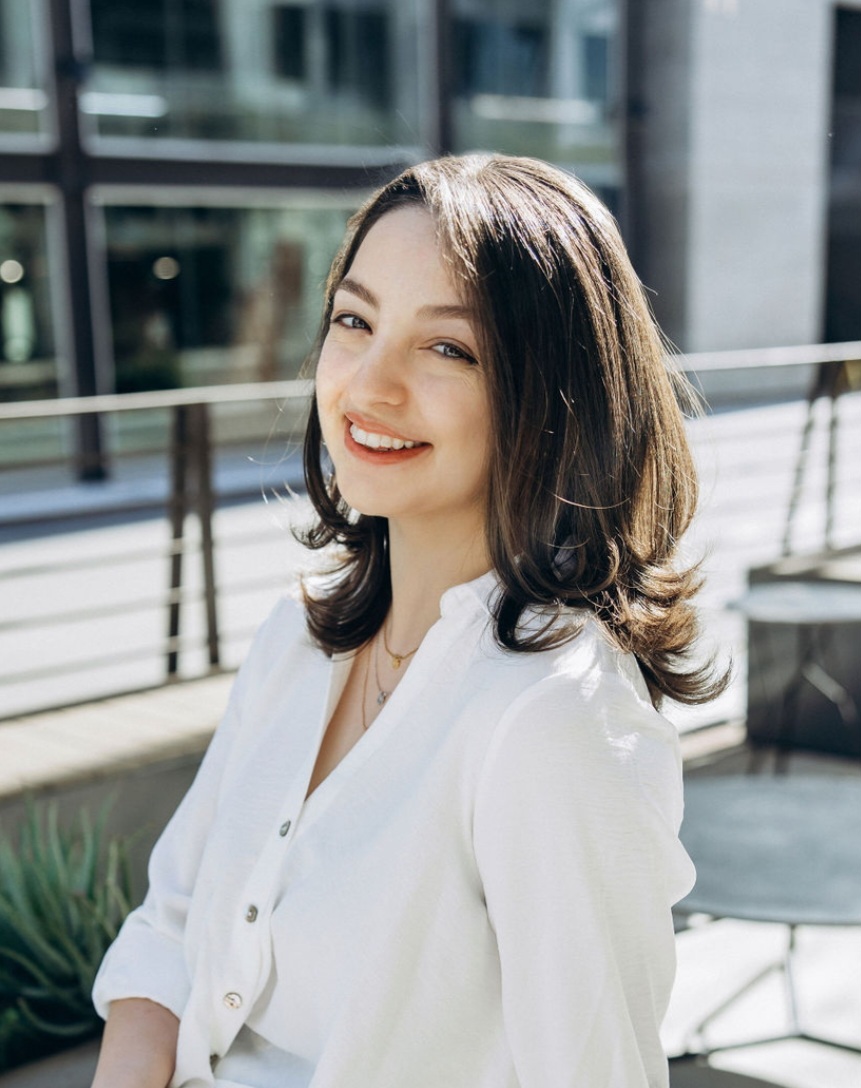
{"left": 473, "top": 672, "right": 695, "bottom": 1088}
{"left": 92, "top": 683, "right": 244, "bottom": 1020}
{"left": 90, "top": 595, "right": 280, "bottom": 1021}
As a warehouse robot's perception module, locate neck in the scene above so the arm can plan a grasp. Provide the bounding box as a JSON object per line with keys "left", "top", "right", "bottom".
{"left": 385, "top": 515, "right": 491, "bottom": 651}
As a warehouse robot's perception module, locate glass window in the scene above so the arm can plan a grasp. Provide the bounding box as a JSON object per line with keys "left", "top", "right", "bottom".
{"left": 452, "top": 0, "right": 620, "bottom": 195}
{"left": 273, "top": 6, "right": 308, "bottom": 80}
{"left": 325, "top": 7, "right": 391, "bottom": 109}
{"left": 83, "top": 0, "right": 421, "bottom": 150}
{"left": 100, "top": 197, "right": 356, "bottom": 393}
{"left": 454, "top": 17, "right": 549, "bottom": 99}
{"left": 90, "top": 0, "right": 223, "bottom": 72}
{"left": 0, "top": 199, "right": 59, "bottom": 402}
{"left": 0, "top": 0, "right": 50, "bottom": 141}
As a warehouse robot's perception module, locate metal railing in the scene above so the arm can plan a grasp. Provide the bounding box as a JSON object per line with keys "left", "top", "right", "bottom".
{"left": 0, "top": 380, "right": 312, "bottom": 718}
{"left": 1, "top": 343, "right": 860, "bottom": 722}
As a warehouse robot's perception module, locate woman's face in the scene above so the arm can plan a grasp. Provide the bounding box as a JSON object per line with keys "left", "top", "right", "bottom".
{"left": 316, "top": 206, "right": 491, "bottom": 539}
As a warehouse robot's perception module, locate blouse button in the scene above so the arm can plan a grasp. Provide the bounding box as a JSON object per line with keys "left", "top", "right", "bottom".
{"left": 223, "top": 991, "right": 243, "bottom": 1010}
{"left": 245, "top": 904, "right": 258, "bottom": 923}
{"left": 279, "top": 819, "right": 292, "bottom": 837}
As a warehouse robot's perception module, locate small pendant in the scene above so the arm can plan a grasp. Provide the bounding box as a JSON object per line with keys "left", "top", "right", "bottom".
{"left": 390, "top": 655, "right": 402, "bottom": 669}
{"left": 377, "top": 689, "right": 389, "bottom": 706}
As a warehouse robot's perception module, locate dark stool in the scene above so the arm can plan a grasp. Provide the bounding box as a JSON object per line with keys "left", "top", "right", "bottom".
{"left": 737, "top": 581, "right": 861, "bottom": 762}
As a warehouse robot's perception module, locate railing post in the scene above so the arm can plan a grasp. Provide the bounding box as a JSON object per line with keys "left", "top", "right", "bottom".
{"left": 192, "top": 402, "right": 220, "bottom": 670}
{"left": 166, "top": 405, "right": 189, "bottom": 676}
{"left": 783, "top": 359, "right": 850, "bottom": 556}
{"left": 166, "top": 402, "right": 221, "bottom": 678}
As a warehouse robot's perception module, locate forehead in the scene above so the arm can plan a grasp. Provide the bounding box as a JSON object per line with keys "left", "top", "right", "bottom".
{"left": 342, "top": 206, "right": 464, "bottom": 301}
{"left": 350, "top": 206, "right": 435, "bottom": 265}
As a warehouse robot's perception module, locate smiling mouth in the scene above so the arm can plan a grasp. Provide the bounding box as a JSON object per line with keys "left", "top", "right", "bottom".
{"left": 349, "top": 423, "right": 426, "bottom": 451}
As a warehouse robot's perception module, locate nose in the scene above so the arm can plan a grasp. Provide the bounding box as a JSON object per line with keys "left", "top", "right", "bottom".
{"left": 347, "top": 335, "right": 406, "bottom": 407}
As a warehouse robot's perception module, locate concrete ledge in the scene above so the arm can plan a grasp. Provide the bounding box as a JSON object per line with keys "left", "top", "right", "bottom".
{"left": 0, "top": 674, "right": 233, "bottom": 802}
{"left": 0, "top": 673, "right": 236, "bottom": 899}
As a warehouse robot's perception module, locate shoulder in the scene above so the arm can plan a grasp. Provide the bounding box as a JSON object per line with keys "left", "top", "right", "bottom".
{"left": 475, "top": 614, "right": 684, "bottom": 826}
{"left": 229, "top": 591, "right": 319, "bottom": 704}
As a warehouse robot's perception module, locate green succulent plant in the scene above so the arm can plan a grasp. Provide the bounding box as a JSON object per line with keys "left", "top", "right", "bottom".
{"left": 0, "top": 800, "right": 133, "bottom": 1069}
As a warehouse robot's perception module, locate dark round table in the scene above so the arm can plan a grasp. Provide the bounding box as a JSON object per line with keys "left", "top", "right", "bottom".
{"left": 677, "top": 775, "right": 861, "bottom": 926}
{"left": 673, "top": 774, "right": 861, "bottom": 1059}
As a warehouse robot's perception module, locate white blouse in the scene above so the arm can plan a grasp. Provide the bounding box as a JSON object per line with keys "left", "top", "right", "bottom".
{"left": 93, "top": 572, "right": 695, "bottom": 1088}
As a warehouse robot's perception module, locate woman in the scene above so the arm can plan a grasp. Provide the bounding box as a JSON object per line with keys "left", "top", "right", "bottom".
{"left": 92, "top": 153, "right": 721, "bottom": 1088}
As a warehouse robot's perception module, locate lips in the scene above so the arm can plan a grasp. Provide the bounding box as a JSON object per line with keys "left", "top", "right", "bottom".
{"left": 349, "top": 423, "right": 422, "bottom": 450}
{"left": 343, "top": 418, "right": 429, "bottom": 463}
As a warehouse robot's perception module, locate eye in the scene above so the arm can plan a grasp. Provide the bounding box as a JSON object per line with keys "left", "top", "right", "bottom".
{"left": 432, "top": 341, "right": 478, "bottom": 365}
{"left": 331, "top": 312, "right": 370, "bottom": 331}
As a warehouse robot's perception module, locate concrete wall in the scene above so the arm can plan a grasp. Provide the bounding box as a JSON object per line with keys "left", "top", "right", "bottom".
{"left": 0, "top": 752, "right": 203, "bottom": 906}
{"left": 632, "top": 0, "right": 836, "bottom": 353}
{"left": 686, "top": 0, "right": 832, "bottom": 351}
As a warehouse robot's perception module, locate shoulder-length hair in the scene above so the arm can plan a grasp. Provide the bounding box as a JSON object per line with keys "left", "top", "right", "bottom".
{"left": 298, "top": 153, "right": 723, "bottom": 707}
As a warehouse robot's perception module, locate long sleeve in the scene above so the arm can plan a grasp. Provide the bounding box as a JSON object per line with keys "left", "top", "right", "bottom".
{"left": 472, "top": 667, "right": 695, "bottom": 1088}
{"left": 92, "top": 601, "right": 289, "bottom": 1021}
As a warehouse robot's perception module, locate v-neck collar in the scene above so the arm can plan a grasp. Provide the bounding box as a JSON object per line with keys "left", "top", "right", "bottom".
{"left": 296, "top": 572, "right": 496, "bottom": 831}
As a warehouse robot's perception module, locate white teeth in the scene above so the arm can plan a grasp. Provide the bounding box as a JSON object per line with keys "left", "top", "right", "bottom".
{"left": 350, "top": 424, "right": 419, "bottom": 451}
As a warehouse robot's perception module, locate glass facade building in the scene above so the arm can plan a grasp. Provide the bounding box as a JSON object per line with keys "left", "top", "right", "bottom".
{"left": 0, "top": 0, "right": 622, "bottom": 431}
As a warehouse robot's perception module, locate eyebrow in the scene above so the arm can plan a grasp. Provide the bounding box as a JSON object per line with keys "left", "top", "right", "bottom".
{"left": 335, "top": 277, "right": 377, "bottom": 308}
{"left": 335, "top": 276, "right": 474, "bottom": 323}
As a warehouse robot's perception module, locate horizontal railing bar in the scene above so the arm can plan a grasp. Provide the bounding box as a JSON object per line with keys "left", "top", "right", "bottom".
{"left": 0, "top": 500, "right": 185, "bottom": 531}
{"left": 0, "top": 570, "right": 285, "bottom": 629}
{"left": 0, "top": 634, "right": 221, "bottom": 685}
{"left": 0, "top": 588, "right": 198, "bottom": 631}
{"left": 0, "top": 434, "right": 299, "bottom": 478}
{"left": 0, "top": 616, "right": 263, "bottom": 688}
{"left": 0, "top": 521, "right": 297, "bottom": 579}
{"left": 679, "top": 340, "right": 861, "bottom": 374}
{"left": 0, "top": 482, "right": 281, "bottom": 532}
{"left": 0, "top": 540, "right": 189, "bottom": 579}
{"left": 2, "top": 344, "right": 861, "bottom": 426}
{"left": 0, "top": 379, "right": 313, "bottom": 421}
{"left": 0, "top": 454, "right": 77, "bottom": 473}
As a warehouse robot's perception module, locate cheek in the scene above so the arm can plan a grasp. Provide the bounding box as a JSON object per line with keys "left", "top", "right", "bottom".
{"left": 314, "top": 353, "right": 343, "bottom": 438}
{"left": 462, "top": 393, "right": 492, "bottom": 463}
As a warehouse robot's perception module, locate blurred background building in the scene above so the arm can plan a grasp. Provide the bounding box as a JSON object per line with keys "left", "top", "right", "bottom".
{"left": 0, "top": 0, "right": 859, "bottom": 465}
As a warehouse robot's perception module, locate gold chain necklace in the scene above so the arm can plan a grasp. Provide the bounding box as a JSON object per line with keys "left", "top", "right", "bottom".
{"left": 373, "top": 636, "right": 390, "bottom": 708}
{"left": 360, "top": 642, "right": 373, "bottom": 731}
{"left": 383, "top": 621, "right": 421, "bottom": 670}
{"left": 361, "top": 625, "right": 421, "bottom": 731}
{"left": 361, "top": 636, "right": 396, "bottom": 730}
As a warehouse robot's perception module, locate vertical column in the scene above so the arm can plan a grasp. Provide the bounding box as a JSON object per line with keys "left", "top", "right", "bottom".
{"left": 619, "top": 0, "right": 646, "bottom": 266}
{"left": 427, "top": 0, "right": 454, "bottom": 156}
{"left": 49, "top": 0, "right": 107, "bottom": 479}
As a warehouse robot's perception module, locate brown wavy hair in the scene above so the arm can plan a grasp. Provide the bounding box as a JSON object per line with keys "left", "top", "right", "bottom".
{"left": 298, "top": 153, "right": 724, "bottom": 707}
